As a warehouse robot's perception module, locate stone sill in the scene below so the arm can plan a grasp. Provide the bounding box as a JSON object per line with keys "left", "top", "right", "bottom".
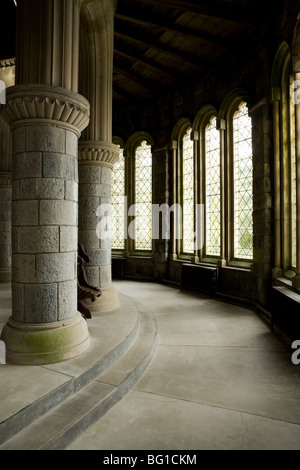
{"left": 171, "top": 258, "right": 251, "bottom": 272}
{"left": 111, "top": 253, "right": 152, "bottom": 260}
{"left": 273, "top": 276, "right": 300, "bottom": 296}
{"left": 126, "top": 255, "right": 152, "bottom": 260}
{"left": 272, "top": 285, "right": 300, "bottom": 303}
{"left": 222, "top": 265, "right": 251, "bottom": 273}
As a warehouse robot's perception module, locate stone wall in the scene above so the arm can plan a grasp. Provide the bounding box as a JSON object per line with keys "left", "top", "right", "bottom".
{"left": 0, "top": 175, "right": 11, "bottom": 282}
{"left": 111, "top": 0, "right": 300, "bottom": 311}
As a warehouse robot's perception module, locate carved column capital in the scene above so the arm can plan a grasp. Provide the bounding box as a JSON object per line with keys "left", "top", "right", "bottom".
{"left": 0, "top": 57, "right": 15, "bottom": 90}
{"left": 78, "top": 140, "right": 120, "bottom": 168}
{"left": 0, "top": 172, "right": 12, "bottom": 187}
{"left": 1, "top": 85, "right": 90, "bottom": 136}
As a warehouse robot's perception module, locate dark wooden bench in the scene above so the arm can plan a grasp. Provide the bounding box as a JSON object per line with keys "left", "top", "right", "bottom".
{"left": 181, "top": 263, "right": 218, "bottom": 295}
{"left": 77, "top": 243, "right": 102, "bottom": 319}
{"left": 271, "top": 285, "right": 300, "bottom": 338}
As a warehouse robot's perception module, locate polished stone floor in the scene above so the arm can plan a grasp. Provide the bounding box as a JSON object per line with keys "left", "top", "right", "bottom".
{"left": 68, "top": 280, "right": 300, "bottom": 450}
{"left": 1, "top": 280, "right": 300, "bottom": 450}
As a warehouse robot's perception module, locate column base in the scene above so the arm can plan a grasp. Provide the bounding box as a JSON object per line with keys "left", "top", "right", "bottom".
{"left": 272, "top": 267, "right": 283, "bottom": 278}
{"left": 0, "top": 314, "right": 90, "bottom": 365}
{"left": 217, "top": 259, "right": 227, "bottom": 268}
{"left": 83, "top": 285, "right": 120, "bottom": 314}
{"left": 292, "top": 274, "right": 300, "bottom": 290}
{"left": 0, "top": 268, "right": 11, "bottom": 283}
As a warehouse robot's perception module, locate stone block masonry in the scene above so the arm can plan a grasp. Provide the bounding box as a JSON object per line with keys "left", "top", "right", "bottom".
{"left": 0, "top": 180, "right": 12, "bottom": 281}
{"left": 11, "top": 125, "right": 79, "bottom": 323}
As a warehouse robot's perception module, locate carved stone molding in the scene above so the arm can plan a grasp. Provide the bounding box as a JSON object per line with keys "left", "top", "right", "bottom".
{"left": 1, "top": 85, "right": 90, "bottom": 136}
{"left": 78, "top": 140, "right": 120, "bottom": 168}
{"left": 0, "top": 58, "right": 16, "bottom": 69}
{"left": 0, "top": 172, "right": 11, "bottom": 187}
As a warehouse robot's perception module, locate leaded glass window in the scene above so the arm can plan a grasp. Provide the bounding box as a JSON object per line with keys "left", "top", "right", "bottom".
{"left": 135, "top": 141, "right": 152, "bottom": 251}
{"left": 182, "top": 128, "right": 194, "bottom": 254}
{"left": 205, "top": 117, "right": 221, "bottom": 257}
{"left": 233, "top": 102, "right": 253, "bottom": 260}
{"left": 290, "top": 78, "right": 297, "bottom": 268}
{"left": 111, "top": 147, "right": 125, "bottom": 250}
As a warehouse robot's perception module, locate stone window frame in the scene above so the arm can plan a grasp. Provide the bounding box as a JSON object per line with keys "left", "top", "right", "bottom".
{"left": 171, "top": 95, "right": 254, "bottom": 269}
{"left": 119, "top": 132, "right": 155, "bottom": 257}
{"left": 192, "top": 105, "right": 221, "bottom": 265}
{"left": 111, "top": 136, "right": 126, "bottom": 255}
{"left": 224, "top": 96, "right": 254, "bottom": 267}
{"left": 170, "top": 118, "right": 197, "bottom": 262}
{"left": 271, "top": 42, "right": 298, "bottom": 284}
{"left": 182, "top": 94, "right": 254, "bottom": 270}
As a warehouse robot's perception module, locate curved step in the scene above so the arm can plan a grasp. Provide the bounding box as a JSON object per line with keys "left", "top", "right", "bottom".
{"left": 0, "top": 293, "right": 138, "bottom": 446}
{"left": 0, "top": 296, "right": 157, "bottom": 450}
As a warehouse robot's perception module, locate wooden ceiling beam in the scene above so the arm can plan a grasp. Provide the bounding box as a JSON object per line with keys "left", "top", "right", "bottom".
{"left": 114, "top": 29, "right": 207, "bottom": 69}
{"left": 113, "top": 83, "right": 134, "bottom": 102}
{"left": 121, "top": 0, "right": 257, "bottom": 24}
{"left": 114, "top": 45, "right": 178, "bottom": 82}
{"left": 113, "top": 63, "right": 161, "bottom": 93}
{"left": 115, "top": 11, "right": 235, "bottom": 50}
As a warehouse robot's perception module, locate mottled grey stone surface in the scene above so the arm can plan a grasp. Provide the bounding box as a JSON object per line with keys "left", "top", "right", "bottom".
{"left": 10, "top": 124, "right": 80, "bottom": 326}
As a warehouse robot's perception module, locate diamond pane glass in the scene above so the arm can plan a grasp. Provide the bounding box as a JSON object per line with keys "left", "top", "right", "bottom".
{"left": 233, "top": 102, "right": 253, "bottom": 260}
{"left": 290, "top": 78, "right": 297, "bottom": 268}
{"left": 135, "top": 141, "right": 152, "bottom": 251}
{"left": 205, "top": 117, "right": 221, "bottom": 256}
{"left": 111, "top": 147, "right": 125, "bottom": 250}
{"left": 182, "top": 128, "right": 194, "bottom": 254}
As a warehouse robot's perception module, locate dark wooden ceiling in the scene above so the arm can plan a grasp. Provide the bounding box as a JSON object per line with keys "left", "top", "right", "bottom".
{"left": 112, "top": 0, "right": 271, "bottom": 109}
{"left": 1, "top": 0, "right": 276, "bottom": 110}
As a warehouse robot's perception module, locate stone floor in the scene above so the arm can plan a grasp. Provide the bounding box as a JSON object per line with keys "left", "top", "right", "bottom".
{"left": 69, "top": 280, "right": 300, "bottom": 451}
{"left": 1, "top": 280, "right": 300, "bottom": 450}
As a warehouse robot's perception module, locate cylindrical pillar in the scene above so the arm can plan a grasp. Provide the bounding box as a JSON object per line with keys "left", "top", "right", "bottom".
{"left": 78, "top": 143, "right": 120, "bottom": 312}
{"left": 0, "top": 172, "right": 11, "bottom": 282}
{"left": 272, "top": 93, "right": 283, "bottom": 277}
{"left": 217, "top": 119, "right": 227, "bottom": 267}
{"left": 0, "top": 0, "right": 90, "bottom": 364}
{"left": 78, "top": 0, "right": 119, "bottom": 312}
{"left": 0, "top": 59, "right": 15, "bottom": 283}
{"left": 293, "top": 71, "right": 300, "bottom": 288}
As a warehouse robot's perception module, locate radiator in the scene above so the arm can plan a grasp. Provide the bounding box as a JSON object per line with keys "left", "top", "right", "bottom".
{"left": 271, "top": 286, "right": 300, "bottom": 338}
{"left": 181, "top": 263, "right": 218, "bottom": 294}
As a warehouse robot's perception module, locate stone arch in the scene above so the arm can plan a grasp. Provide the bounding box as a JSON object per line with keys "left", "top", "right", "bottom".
{"left": 193, "top": 105, "right": 217, "bottom": 132}
{"left": 292, "top": 13, "right": 300, "bottom": 71}
{"left": 124, "top": 131, "right": 154, "bottom": 156}
{"left": 112, "top": 136, "right": 125, "bottom": 149}
{"left": 271, "top": 42, "right": 290, "bottom": 89}
{"left": 219, "top": 89, "right": 250, "bottom": 121}
{"left": 171, "top": 117, "right": 192, "bottom": 142}
{"left": 79, "top": 0, "right": 116, "bottom": 142}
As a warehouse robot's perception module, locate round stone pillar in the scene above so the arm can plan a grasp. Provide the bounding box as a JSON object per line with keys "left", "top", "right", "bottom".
{"left": 0, "top": 59, "right": 15, "bottom": 283}
{"left": 0, "top": 0, "right": 91, "bottom": 364}
{"left": 78, "top": 0, "right": 119, "bottom": 313}
{"left": 78, "top": 142, "right": 120, "bottom": 312}
{"left": 0, "top": 173, "right": 12, "bottom": 282}
{"left": 0, "top": 86, "right": 90, "bottom": 364}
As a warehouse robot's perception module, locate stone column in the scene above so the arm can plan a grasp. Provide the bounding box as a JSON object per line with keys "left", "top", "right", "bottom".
{"left": 250, "top": 100, "right": 274, "bottom": 307}
{"left": 152, "top": 145, "right": 170, "bottom": 280}
{"left": 217, "top": 119, "right": 227, "bottom": 267}
{"left": 0, "top": 59, "right": 15, "bottom": 283}
{"left": 271, "top": 89, "right": 283, "bottom": 278}
{"left": 0, "top": 172, "right": 11, "bottom": 282}
{"left": 78, "top": 0, "right": 119, "bottom": 312}
{"left": 78, "top": 144, "right": 120, "bottom": 312}
{"left": 170, "top": 140, "right": 179, "bottom": 260}
{"left": 293, "top": 69, "right": 300, "bottom": 288}
{"left": 0, "top": 0, "right": 90, "bottom": 365}
{"left": 190, "top": 131, "right": 200, "bottom": 264}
